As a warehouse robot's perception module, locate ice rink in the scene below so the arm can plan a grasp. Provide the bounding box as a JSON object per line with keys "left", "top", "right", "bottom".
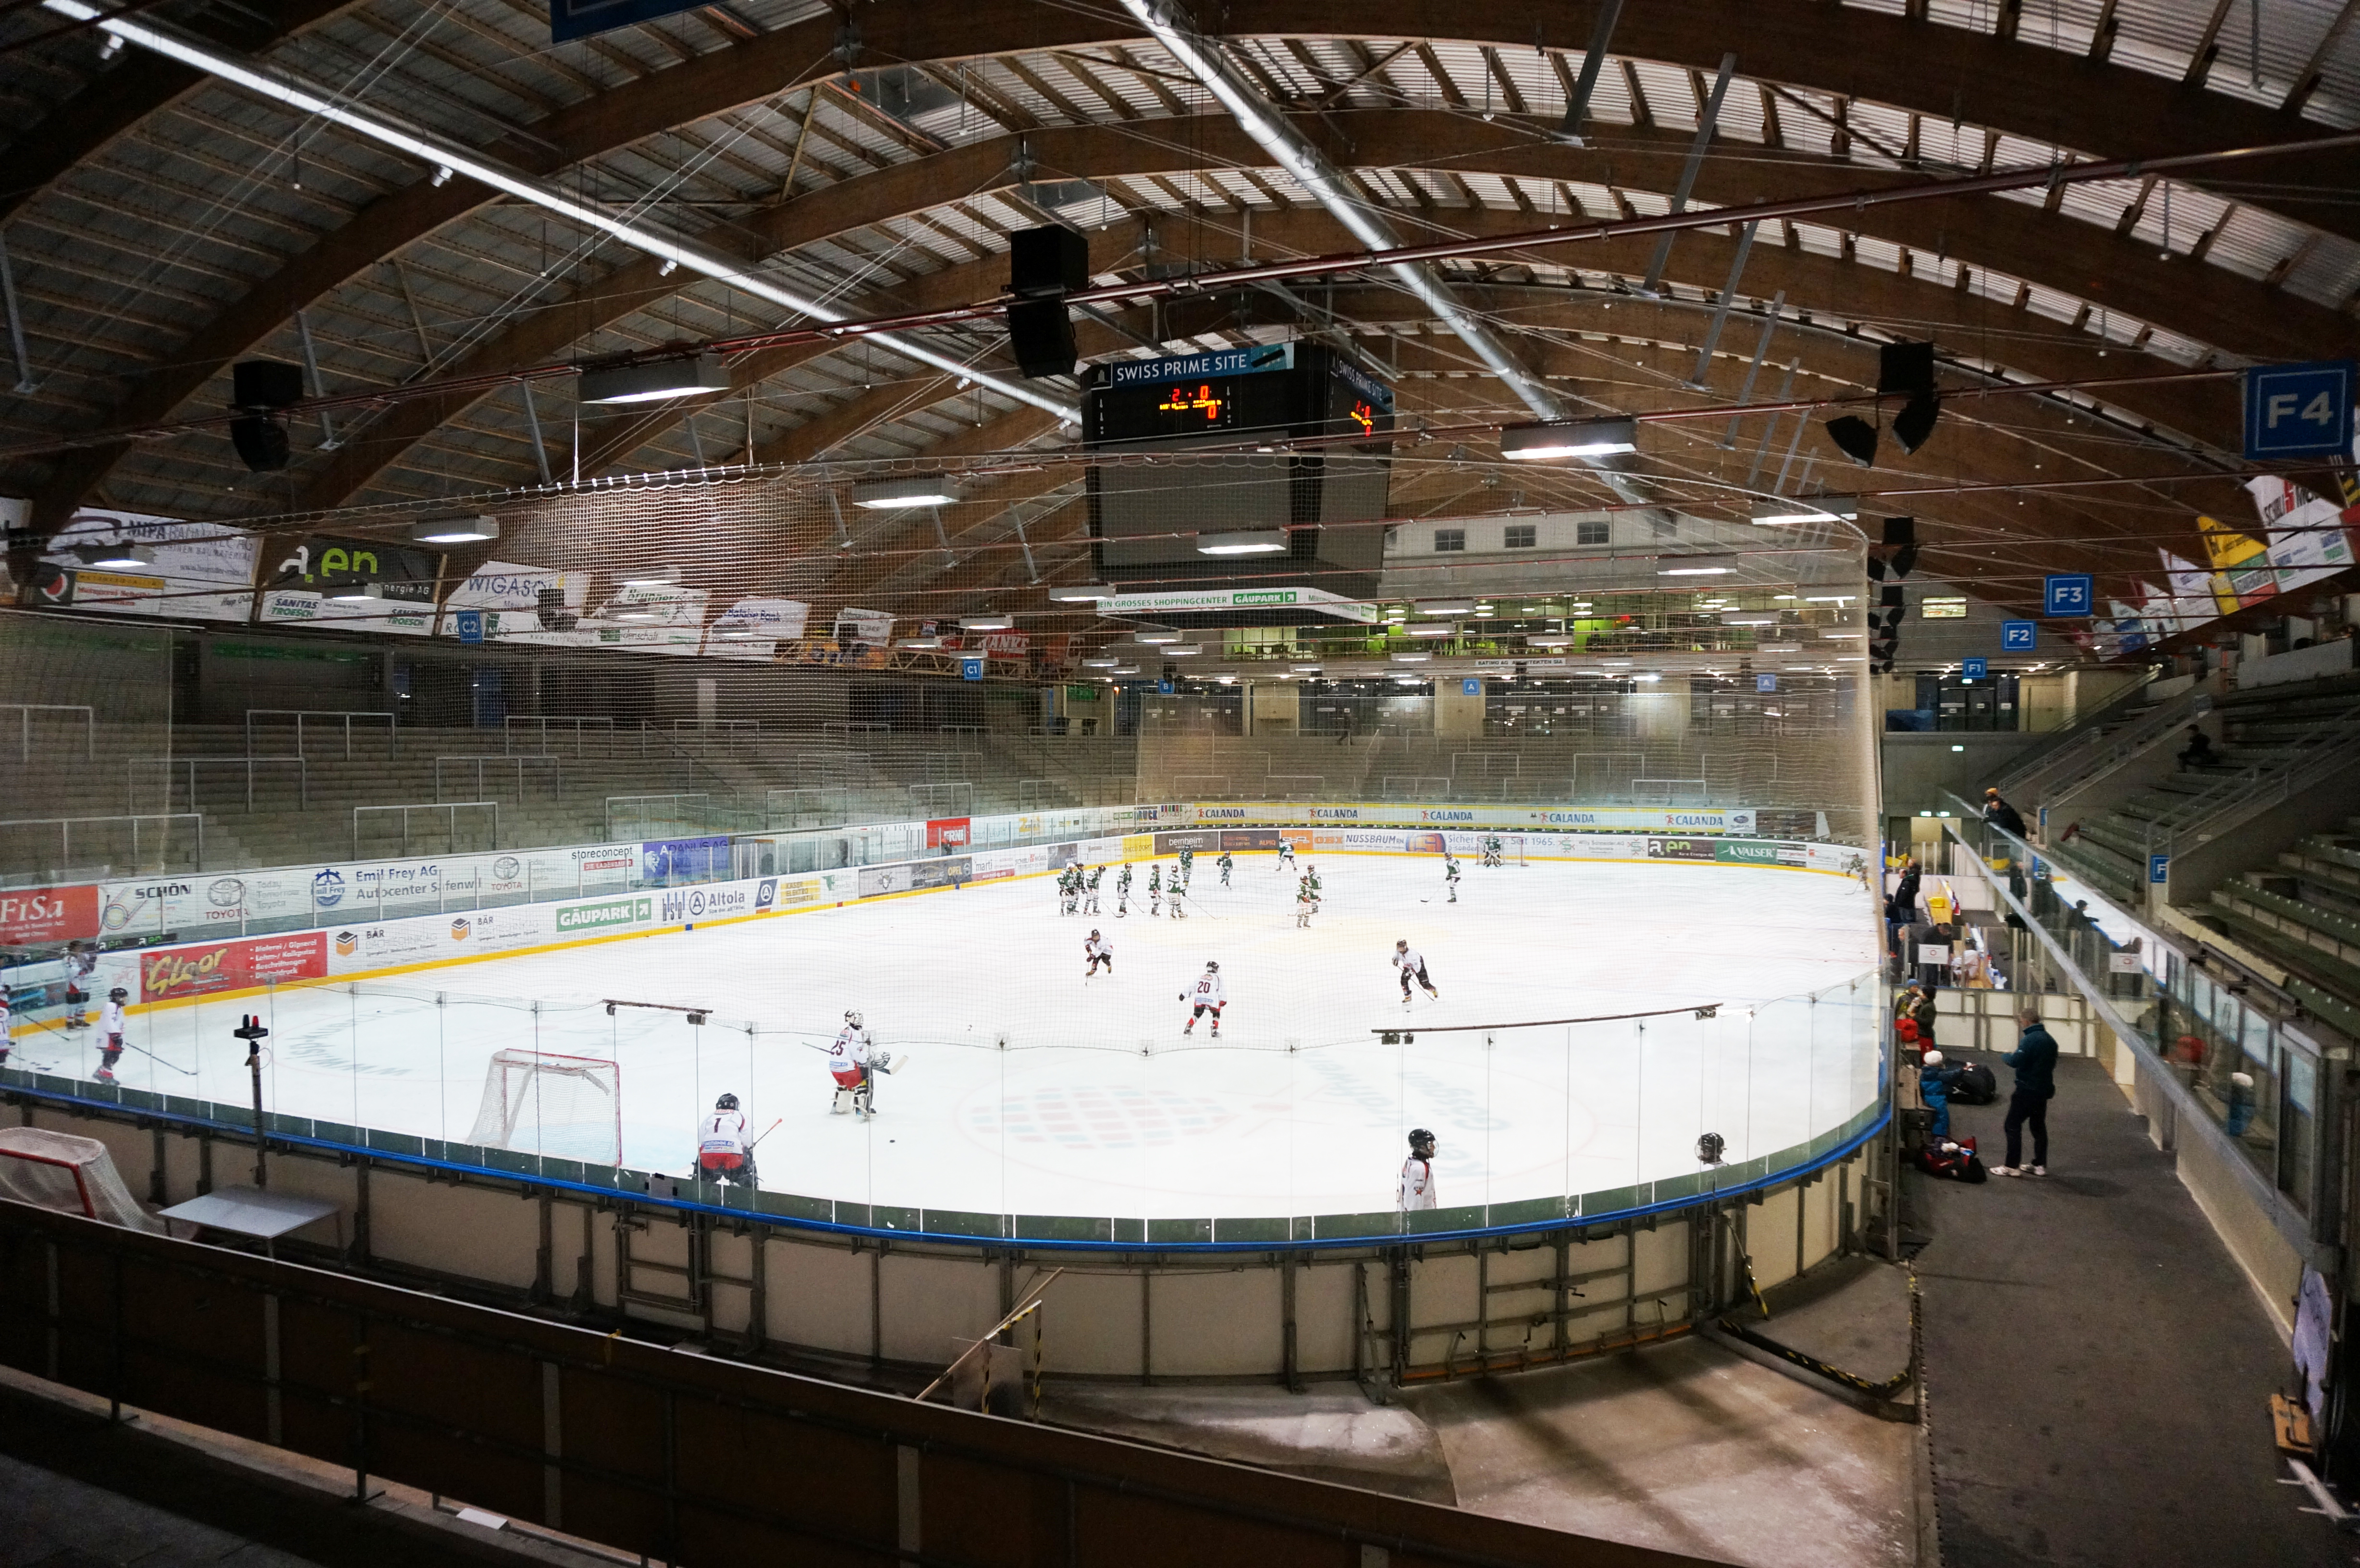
{"left": 33, "top": 851, "right": 1882, "bottom": 1224}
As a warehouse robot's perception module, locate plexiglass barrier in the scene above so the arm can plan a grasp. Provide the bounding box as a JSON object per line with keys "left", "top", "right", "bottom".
{"left": 6, "top": 967, "right": 1885, "bottom": 1244}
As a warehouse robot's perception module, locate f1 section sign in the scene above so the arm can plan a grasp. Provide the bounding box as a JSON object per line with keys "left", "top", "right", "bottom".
{"left": 2244, "top": 360, "right": 2354, "bottom": 461}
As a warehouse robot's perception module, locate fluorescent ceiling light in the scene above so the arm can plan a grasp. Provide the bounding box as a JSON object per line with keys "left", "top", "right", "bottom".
{"left": 1821, "top": 628, "right": 1862, "bottom": 638}
{"left": 1390, "top": 651, "right": 1431, "bottom": 663}
{"left": 899, "top": 637, "right": 944, "bottom": 649}
{"left": 1196, "top": 530, "right": 1288, "bottom": 555}
{"left": 1528, "top": 636, "right": 1572, "bottom": 648}
{"left": 326, "top": 584, "right": 381, "bottom": 602}
{"left": 1290, "top": 663, "right": 1322, "bottom": 673}
{"left": 1082, "top": 656, "right": 1119, "bottom": 668}
{"left": 79, "top": 544, "right": 153, "bottom": 569}
{"left": 1751, "top": 496, "right": 1859, "bottom": 526}
{"left": 1661, "top": 565, "right": 1734, "bottom": 576}
{"left": 960, "top": 614, "right": 1014, "bottom": 631}
{"left": 1501, "top": 416, "right": 1637, "bottom": 460}
{"left": 1110, "top": 664, "right": 1141, "bottom": 675}
{"left": 1048, "top": 583, "right": 1113, "bottom": 601}
{"left": 1759, "top": 640, "right": 1803, "bottom": 652}
{"left": 851, "top": 475, "right": 959, "bottom": 509}
{"left": 408, "top": 515, "right": 498, "bottom": 545}
{"left": 578, "top": 353, "right": 727, "bottom": 405}
{"left": 1726, "top": 614, "right": 1778, "bottom": 626}
{"left": 1415, "top": 599, "right": 1475, "bottom": 615}
{"left": 1404, "top": 622, "right": 1458, "bottom": 637}
{"left": 1633, "top": 673, "right": 1662, "bottom": 682}
{"left": 619, "top": 566, "right": 681, "bottom": 588}
{"left": 1161, "top": 644, "right": 1202, "bottom": 656}
{"left": 1134, "top": 625, "right": 1182, "bottom": 644}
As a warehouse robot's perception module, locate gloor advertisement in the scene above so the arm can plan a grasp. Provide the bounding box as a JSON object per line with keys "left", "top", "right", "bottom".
{"left": 139, "top": 932, "right": 326, "bottom": 1002}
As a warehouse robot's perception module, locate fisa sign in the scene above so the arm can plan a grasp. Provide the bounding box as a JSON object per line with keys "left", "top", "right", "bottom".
{"left": 2243, "top": 359, "right": 2355, "bottom": 461}
{"left": 2000, "top": 620, "right": 2037, "bottom": 651}
{"left": 2043, "top": 574, "right": 2094, "bottom": 617}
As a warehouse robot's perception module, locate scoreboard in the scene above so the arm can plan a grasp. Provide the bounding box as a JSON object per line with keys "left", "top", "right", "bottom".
{"left": 1082, "top": 343, "right": 1395, "bottom": 602}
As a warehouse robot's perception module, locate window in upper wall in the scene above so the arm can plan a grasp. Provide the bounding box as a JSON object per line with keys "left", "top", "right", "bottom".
{"left": 1434, "top": 528, "right": 1466, "bottom": 552}
{"left": 1504, "top": 524, "right": 1538, "bottom": 549}
{"left": 1576, "top": 519, "right": 1609, "bottom": 546}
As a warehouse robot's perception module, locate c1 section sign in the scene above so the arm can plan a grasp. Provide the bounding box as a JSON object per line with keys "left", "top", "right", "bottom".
{"left": 2243, "top": 360, "right": 2355, "bottom": 461}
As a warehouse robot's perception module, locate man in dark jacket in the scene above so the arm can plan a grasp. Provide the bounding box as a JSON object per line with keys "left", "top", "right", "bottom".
{"left": 1995, "top": 1007, "right": 2060, "bottom": 1176}
{"left": 1982, "top": 788, "right": 2027, "bottom": 841}
{"left": 1886, "top": 856, "right": 1922, "bottom": 965}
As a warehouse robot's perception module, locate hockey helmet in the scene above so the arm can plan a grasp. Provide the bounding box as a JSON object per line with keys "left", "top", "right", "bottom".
{"left": 1090, "top": 929, "right": 1101, "bottom": 938}
{"left": 108, "top": 986, "right": 128, "bottom": 1001}
{"left": 716, "top": 1092, "right": 739, "bottom": 1111}
{"left": 1205, "top": 960, "right": 1219, "bottom": 971}
{"left": 845, "top": 1009, "right": 863, "bottom": 1028}
{"left": 1395, "top": 938, "right": 1409, "bottom": 951}
{"left": 1407, "top": 1127, "right": 1436, "bottom": 1154}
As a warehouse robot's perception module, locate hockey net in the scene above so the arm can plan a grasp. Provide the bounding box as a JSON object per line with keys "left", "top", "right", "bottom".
{"left": 466, "top": 1049, "right": 623, "bottom": 1165}
{"left": 0, "top": 1126, "right": 169, "bottom": 1233}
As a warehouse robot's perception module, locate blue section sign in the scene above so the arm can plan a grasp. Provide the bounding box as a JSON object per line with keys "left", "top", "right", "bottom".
{"left": 2150, "top": 854, "right": 2171, "bottom": 885}
{"left": 455, "top": 609, "right": 483, "bottom": 645}
{"left": 2000, "top": 620, "right": 2037, "bottom": 651}
{"left": 1962, "top": 657, "right": 1988, "bottom": 680}
{"left": 1462, "top": 677, "right": 1483, "bottom": 696}
{"left": 1157, "top": 678, "right": 1175, "bottom": 694}
{"left": 1756, "top": 674, "right": 1778, "bottom": 693}
{"left": 960, "top": 656, "right": 984, "bottom": 682}
{"left": 2243, "top": 359, "right": 2355, "bottom": 461}
{"left": 2043, "top": 574, "right": 2094, "bottom": 617}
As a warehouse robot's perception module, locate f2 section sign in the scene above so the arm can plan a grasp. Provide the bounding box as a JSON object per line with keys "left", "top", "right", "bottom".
{"left": 2001, "top": 620, "right": 2037, "bottom": 650}
{"left": 2243, "top": 360, "right": 2355, "bottom": 461}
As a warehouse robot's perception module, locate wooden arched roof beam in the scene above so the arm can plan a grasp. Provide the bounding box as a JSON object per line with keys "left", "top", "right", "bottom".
{"left": 264, "top": 111, "right": 2309, "bottom": 517}
{"left": 17, "top": 0, "right": 2357, "bottom": 524}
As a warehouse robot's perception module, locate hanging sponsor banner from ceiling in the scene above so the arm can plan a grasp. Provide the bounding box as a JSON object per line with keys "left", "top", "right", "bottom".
{"left": 1097, "top": 586, "right": 1380, "bottom": 623}
{"left": 31, "top": 508, "right": 259, "bottom": 623}
{"left": 569, "top": 580, "right": 709, "bottom": 655}
{"left": 258, "top": 534, "right": 442, "bottom": 635}
{"left": 703, "top": 596, "right": 810, "bottom": 660}
{"left": 440, "top": 558, "right": 592, "bottom": 644}
{"left": 2245, "top": 474, "right": 2358, "bottom": 588}
{"left": 2194, "top": 514, "right": 2285, "bottom": 613}
{"left": 834, "top": 607, "right": 895, "bottom": 647}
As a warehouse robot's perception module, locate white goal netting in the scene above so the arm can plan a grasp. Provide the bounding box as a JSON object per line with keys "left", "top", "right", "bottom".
{"left": 465, "top": 1049, "right": 622, "bottom": 1165}
{"left": 0, "top": 1126, "right": 169, "bottom": 1233}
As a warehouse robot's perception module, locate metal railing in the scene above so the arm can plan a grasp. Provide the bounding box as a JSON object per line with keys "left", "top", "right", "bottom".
{"left": 1632, "top": 776, "right": 1709, "bottom": 805}
{"left": 0, "top": 702, "right": 94, "bottom": 762}
{"left": 435, "top": 753, "right": 561, "bottom": 804}
{"left": 607, "top": 792, "right": 715, "bottom": 841}
{"left": 246, "top": 708, "right": 398, "bottom": 758}
{"left": 1988, "top": 666, "right": 2163, "bottom": 795}
{"left": 2002, "top": 686, "right": 2212, "bottom": 808}
{"left": 131, "top": 754, "right": 310, "bottom": 812}
{"left": 909, "top": 781, "right": 976, "bottom": 816}
{"left": 763, "top": 786, "right": 845, "bottom": 828}
{"left": 0, "top": 811, "right": 203, "bottom": 875}
{"left": 823, "top": 720, "right": 889, "bottom": 740}
{"left": 2151, "top": 724, "right": 2360, "bottom": 860}
{"left": 504, "top": 714, "right": 614, "bottom": 756}
{"left": 352, "top": 801, "right": 497, "bottom": 858}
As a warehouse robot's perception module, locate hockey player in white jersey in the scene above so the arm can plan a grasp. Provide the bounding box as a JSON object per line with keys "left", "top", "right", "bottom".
{"left": 0, "top": 987, "right": 12, "bottom": 1069}
{"left": 1397, "top": 1128, "right": 1438, "bottom": 1212}
{"left": 1277, "top": 839, "right": 1296, "bottom": 870}
{"left": 1179, "top": 961, "right": 1226, "bottom": 1037}
{"left": 1084, "top": 929, "right": 1114, "bottom": 978}
{"left": 1085, "top": 864, "right": 1104, "bottom": 915}
{"left": 828, "top": 1010, "right": 893, "bottom": 1119}
{"left": 698, "top": 1092, "right": 757, "bottom": 1187}
{"left": 1392, "top": 941, "right": 1439, "bottom": 1007}
{"left": 94, "top": 986, "right": 129, "bottom": 1081}
{"left": 1443, "top": 854, "right": 1461, "bottom": 903}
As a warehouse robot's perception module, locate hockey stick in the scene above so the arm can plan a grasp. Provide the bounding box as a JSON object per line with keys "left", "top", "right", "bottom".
{"left": 746, "top": 1117, "right": 785, "bottom": 1151}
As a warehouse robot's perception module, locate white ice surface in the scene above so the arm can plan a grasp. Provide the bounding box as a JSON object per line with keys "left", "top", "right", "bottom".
{"left": 38, "top": 854, "right": 1882, "bottom": 1223}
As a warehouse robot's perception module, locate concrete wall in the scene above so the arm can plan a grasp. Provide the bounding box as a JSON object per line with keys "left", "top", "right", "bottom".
{"left": 1880, "top": 732, "right": 2048, "bottom": 816}
{"left": 1246, "top": 681, "right": 1299, "bottom": 736}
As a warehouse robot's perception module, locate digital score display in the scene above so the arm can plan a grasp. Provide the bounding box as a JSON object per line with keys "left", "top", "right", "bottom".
{"left": 1084, "top": 343, "right": 1394, "bottom": 447}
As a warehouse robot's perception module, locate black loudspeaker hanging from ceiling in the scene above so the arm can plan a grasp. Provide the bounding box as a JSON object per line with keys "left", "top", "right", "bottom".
{"left": 1822, "top": 341, "right": 1943, "bottom": 468}
{"left": 1868, "top": 515, "right": 1915, "bottom": 674}
{"left": 1005, "top": 224, "right": 1087, "bottom": 380}
{"left": 228, "top": 358, "right": 304, "bottom": 473}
